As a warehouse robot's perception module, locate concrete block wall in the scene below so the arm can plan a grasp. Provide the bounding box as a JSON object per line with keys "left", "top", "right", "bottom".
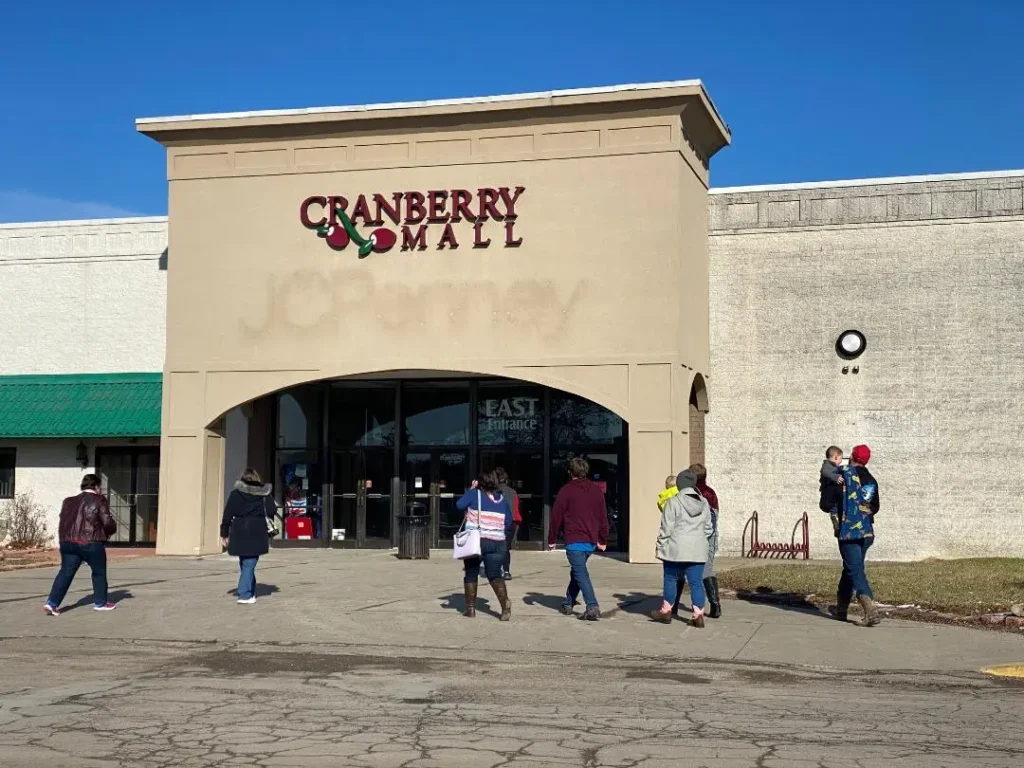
{"left": 707, "top": 171, "right": 1024, "bottom": 561}
{"left": 0, "top": 217, "right": 168, "bottom": 375}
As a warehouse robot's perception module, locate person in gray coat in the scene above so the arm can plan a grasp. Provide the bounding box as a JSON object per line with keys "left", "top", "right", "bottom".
{"left": 650, "top": 470, "right": 713, "bottom": 627}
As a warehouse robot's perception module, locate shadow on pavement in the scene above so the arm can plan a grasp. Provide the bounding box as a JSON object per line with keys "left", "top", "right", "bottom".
{"left": 61, "top": 589, "right": 134, "bottom": 613}
{"left": 733, "top": 587, "right": 828, "bottom": 618}
{"left": 522, "top": 592, "right": 566, "bottom": 612}
{"left": 609, "top": 592, "right": 663, "bottom": 617}
{"left": 226, "top": 584, "right": 281, "bottom": 598}
{"left": 439, "top": 592, "right": 500, "bottom": 618}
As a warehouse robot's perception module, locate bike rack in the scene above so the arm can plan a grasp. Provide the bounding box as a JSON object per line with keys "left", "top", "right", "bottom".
{"left": 742, "top": 510, "right": 810, "bottom": 559}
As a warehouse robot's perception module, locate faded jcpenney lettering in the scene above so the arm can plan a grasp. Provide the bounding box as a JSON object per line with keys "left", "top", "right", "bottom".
{"left": 300, "top": 186, "right": 525, "bottom": 255}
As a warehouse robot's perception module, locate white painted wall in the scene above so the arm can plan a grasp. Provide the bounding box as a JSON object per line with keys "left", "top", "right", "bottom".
{"left": 0, "top": 218, "right": 169, "bottom": 542}
{"left": 0, "top": 217, "right": 168, "bottom": 375}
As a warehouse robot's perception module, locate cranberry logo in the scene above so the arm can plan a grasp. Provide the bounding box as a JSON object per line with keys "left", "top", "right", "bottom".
{"left": 301, "top": 187, "right": 525, "bottom": 256}
{"left": 316, "top": 204, "right": 397, "bottom": 258}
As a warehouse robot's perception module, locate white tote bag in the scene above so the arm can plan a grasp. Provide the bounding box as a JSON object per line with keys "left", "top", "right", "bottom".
{"left": 452, "top": 491, "right": 483, "bottom": 560}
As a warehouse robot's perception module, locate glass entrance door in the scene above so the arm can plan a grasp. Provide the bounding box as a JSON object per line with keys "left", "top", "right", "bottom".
{"left": 332, "top": 448, "right": 393, "bottom": 547}
{"left": 551, "top": 450, "right": 626, "bottom": 552}
{"left": 479, "top": 449, "right": 544, "bottom": 549}
{"left": 95, "top": 447, "right": 160, "bottom": 545}
{"left": 404, "top": 450, "right": 469, "bottom": 547}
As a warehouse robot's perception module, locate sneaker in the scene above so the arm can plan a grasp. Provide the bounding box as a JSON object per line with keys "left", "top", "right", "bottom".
{"left": 559, "top": 604, "right": 575, "bottom": 616}
{"left": 237, "top": 597, "right": 257, "bottom": 605}
{"left": 43, "top": 603, "right": 60, "bottom": 617}
{"left": 502, "top": 570, "right": 513, "bottom": 580}
{"left": 93, "top": 603, "right": 117, "bottom": 612}
{"left": 581, "top": 607, "right": 601, "bottom": 622}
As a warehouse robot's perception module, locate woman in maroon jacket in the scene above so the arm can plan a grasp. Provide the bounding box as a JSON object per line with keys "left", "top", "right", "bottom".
{"left": 43, "top": 474, "right": 119, "bottom": 616}
{"left": 548, "top": 457, "right": 609, "bottom": 621}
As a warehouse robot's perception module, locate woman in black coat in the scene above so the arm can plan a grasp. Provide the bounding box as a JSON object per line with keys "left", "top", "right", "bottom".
{"left": 220, "top": 468, "right": 276, "bottom": 604}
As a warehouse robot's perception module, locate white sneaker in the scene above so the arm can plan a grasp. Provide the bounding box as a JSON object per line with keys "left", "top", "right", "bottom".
{"left": 237, "top": 597, "right": 257, "bottom": 605}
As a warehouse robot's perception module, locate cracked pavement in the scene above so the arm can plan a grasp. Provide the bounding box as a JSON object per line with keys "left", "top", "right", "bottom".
{"left": 1, "top": 551, "right": 1022, "bottom": 767}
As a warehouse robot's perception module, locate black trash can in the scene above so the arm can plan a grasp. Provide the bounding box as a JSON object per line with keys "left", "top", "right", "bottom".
{"left": 397, "top": 501, "right": 430, "bottom": 559}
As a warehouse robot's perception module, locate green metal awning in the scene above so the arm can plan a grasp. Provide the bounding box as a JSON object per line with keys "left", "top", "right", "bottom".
{"left": 0, "top": 374, "right": 162, "bottom": 438}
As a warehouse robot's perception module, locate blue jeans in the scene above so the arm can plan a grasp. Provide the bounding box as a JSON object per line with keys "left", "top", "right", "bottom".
{"left": 238, "top": 556, "right": 259, "bottom": 599}
{"left": 838, "top": 539, "right": 873, "bottom": 602}
{"left": 47, "top": 541, "right": 108, "bottom": 608}
{"left": 663, "top": 561, "right": 705, "bottom": 609}
{"left": 563, "top": 549, "right": 599, "bottom": 610}
{"left": 463, "top": 538, "right": 507, "bottom": 583}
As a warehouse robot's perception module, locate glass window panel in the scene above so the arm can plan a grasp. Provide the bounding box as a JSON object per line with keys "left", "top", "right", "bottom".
{"left": 330, "top": 385, "right": 396, "bottom": 448}
{"left": 276, "top": 387, "right": 322, "bottom": 450}
{"left": 403, "top": 383, "right": 469, "bottom": 446}
{"left": 477, "top": 385, "right": 543, "bottom": 447}
{"left": 276, "top": 449, "right": 323, "bottom": 540}
{"left": 551, "top": 393, "right": 623, "bottom": 445}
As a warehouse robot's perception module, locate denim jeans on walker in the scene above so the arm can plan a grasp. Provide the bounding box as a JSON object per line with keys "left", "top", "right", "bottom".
{"left": 838, "top": 538, "right": 873, "bottom": 603}
{"left": 663, "top": 561, "right": 705, "bottom": 609}
{"left": 238, "top": 556, "right": 259, "bottom": 599}
{"left": 463, "top": 538, "right": 507, "bottom": 583}
{"left": 563, "top": 549, "right": 599, "bottom": 610}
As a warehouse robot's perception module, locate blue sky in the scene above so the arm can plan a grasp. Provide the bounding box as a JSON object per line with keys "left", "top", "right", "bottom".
{"left": 2, "top": 1, "right": 1022, "bottom": 222}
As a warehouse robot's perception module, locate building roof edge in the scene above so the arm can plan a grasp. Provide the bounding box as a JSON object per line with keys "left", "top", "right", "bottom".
{"left": 710, "top": 169, "right": 1024, "bottom": 195}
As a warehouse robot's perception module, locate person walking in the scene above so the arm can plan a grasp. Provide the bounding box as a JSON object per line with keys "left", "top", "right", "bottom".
{"left": 43, "top": 474, "right": 119, "bottom": 616}
{"left": 650, "top": 469, "right": 713, "bottom": 627}
{"left": 657, "top": 474, "right": 678, "bottom": 512}
{"left": 495, "top": 467, "right": 522, "bottom": 580}
{"left": 548, "top": 457, "right": 609, "bottom": 621}
{"left": 456, "top": 470, "right": 513, "bottom": 621}
{"left": 220, "top": 468, "right": 275, "bottom": 605}
{"left": 672, "top": 463, "right": 722, "bottom": 619}
{"left": 835, "top": 445, "right": 882, "bottom": 626}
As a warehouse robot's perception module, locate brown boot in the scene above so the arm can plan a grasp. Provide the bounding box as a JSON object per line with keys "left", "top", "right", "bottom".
{"left": 491, "top": 579, "right": 512, "bottom": 621}
{"left": 462, "top": 582, "right": 477, "bottom": 618}
{"left": 857, "top": 595, "right": 881, "bottom": 627}
{"left": 649, "top": 606, "right": 673, "bottom": 624}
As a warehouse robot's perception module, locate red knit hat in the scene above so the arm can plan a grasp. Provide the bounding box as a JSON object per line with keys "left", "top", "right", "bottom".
{"left": 851, "top": 445, "right": 871, "bottom": 465}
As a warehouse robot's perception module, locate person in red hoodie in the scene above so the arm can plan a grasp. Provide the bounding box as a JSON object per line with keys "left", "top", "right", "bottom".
{"left": 548, "top": 457, "right": 609, "bottom": 621}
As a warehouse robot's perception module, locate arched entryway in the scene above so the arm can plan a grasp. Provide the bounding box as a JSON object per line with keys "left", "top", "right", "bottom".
{"left": 225, "top": 372, "right": 630, "bottom": 553}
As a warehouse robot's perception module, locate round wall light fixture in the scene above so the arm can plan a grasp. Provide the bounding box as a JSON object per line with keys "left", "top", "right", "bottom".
{"left": 836, "top": 330, "right": 867, "bottom": 360}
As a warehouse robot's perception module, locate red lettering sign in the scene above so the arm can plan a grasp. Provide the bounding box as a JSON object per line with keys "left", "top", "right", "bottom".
{"left": 304, "top": 187, "right": 525, "bottom": 256}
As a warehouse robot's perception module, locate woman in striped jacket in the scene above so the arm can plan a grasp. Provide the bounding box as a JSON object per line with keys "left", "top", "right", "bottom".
{"left": 456, "top": 470, "right": 514, "bottom": 621}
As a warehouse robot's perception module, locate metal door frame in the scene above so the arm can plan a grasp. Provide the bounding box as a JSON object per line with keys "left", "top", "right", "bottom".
{"left": 331, "top": 450, "right": 393, "bottom": 549}
{"left": 94, "top": 446, "right": 160, "bottom": 547}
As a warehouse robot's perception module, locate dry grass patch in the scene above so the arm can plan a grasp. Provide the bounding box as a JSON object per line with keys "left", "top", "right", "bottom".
{"left": 719, "top": 558, "right": 1024, "bottom": 615}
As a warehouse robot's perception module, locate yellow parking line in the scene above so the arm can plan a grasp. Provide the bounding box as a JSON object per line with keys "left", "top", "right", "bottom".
{"left": 980, "top": 664, "right": 1024, "bottom": 679}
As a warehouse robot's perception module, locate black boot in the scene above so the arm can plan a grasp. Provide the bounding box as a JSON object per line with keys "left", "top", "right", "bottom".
{"left": 704, "top": 577, "right": 722, "bottom": 619}
{"left": 462, "top": 582, "right": 477, "bottom": 618}
{"left": 491, "top": 579, "right": 512, "bottom": 621}
{"left": 831, "top": 588, "right": 852, "bottom": 622}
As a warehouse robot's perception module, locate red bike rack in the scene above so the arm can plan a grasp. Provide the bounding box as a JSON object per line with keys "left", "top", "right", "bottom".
{"left": 742, "top": 510, "right": 810, "bottom": 560}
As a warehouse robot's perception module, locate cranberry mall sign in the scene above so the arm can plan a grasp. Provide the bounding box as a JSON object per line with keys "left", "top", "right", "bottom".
{"left": 300, "top": 187, "right": 525, "bottom": 257}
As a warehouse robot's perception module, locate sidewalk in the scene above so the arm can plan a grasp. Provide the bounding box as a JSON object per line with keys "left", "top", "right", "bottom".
{"left": 1, "top": 549, "right": 1022, "bottom": 673}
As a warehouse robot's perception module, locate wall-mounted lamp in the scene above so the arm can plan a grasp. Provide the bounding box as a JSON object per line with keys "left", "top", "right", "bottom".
{"left": 76, "top": 442, "right": 89, "bottom": 469}
{"left": 836, "top": 330, "right": 867, "bottom": 361}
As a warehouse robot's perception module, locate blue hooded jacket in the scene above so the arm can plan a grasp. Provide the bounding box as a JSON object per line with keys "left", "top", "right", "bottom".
{"left": 837, "top": 465, "right": 879, "bottom": 541}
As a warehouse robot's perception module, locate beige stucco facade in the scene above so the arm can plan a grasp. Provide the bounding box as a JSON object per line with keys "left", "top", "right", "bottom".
{"left": 138, "top": 82, "right": 731, "bottom": 559}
